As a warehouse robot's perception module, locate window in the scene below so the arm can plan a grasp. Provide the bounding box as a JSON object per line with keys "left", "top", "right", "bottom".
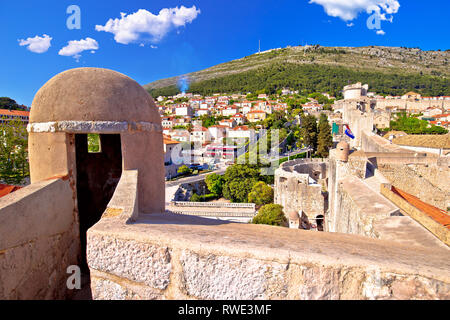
{"left": 87, "top": 133, "right": 101, "bottom": 153}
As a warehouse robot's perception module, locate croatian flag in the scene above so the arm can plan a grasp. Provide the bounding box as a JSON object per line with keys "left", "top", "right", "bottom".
{"left": 344, "top": 124, "right": 355, "bottom": 139}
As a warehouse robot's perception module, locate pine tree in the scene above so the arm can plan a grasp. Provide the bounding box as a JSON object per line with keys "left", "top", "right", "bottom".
{"left": 316, "top": 113, "right": 333, "bottom": 158}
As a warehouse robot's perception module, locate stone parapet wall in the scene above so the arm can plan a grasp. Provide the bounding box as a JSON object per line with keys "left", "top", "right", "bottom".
{"left": 361, "top": 131, "right": 412, "bottom": 154}
{"left": 380, "top": 184, "right": 449, "bottom": 246}
{"left": 87, "top": 214, "right": 450, "bottom": 300}
{"left": 378, "top": 163, "right": 450, "bottom": 211}
{"left": 0, "top": 178, "right": 79, "bottom": 299}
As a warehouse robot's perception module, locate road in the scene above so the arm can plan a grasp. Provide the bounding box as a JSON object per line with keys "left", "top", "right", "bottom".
{"left": 165, "top": 168, "right": 226, "bottom": 187}
{"left": 165, "top": 167, "right": 226, "bottom": 203}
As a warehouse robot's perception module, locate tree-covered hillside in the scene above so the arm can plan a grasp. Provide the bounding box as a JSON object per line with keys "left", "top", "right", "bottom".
{"left": 145, "top": 45, "right": 450, "bottom": 98}
{"left": 148, "top": 63, "right": 450, "bottom": 98}
{"left": 0, "top": 97, "right": 28, "bottom": 111}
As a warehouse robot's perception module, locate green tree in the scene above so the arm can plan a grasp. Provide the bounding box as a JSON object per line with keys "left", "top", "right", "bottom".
{"left": 316, "top": 113, "right": 333, "bottom": 158}
{"left": 300, "top": 114, "right": 318, "bottom": 151}
{"left": 87, "top": 134, "right": 100, "bottom": 153}
{"left": 252, "top": 204, "right": 287, "bottom": 226}
{"left": 248, "top": 181, "right": 273, "bottom": 205}
{"left": 222, "top": 164, "right": 260, "bottom": 203}
{"left": 0, "top": 118, "right": 29, "bottom": 184}
{"left": 177, "top": 165, "right": 192, "bottom": 176}
{"left": 389, "top": 113, "right": 447, "bottom": 134}
{"left": 190, "top": 193, "right": 201, "bottom": 202}
{"left": 205, "top": 173, "right": 224, "bottom": 196}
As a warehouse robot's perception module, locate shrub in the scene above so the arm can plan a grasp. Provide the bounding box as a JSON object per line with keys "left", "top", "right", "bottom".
{"left": 205, "top": 173, "right": 224, "bottom": 196}
{"left": 190, "top": 193, "right": 218, "bottom": 202}
{"left": 178, "top": 165, "right": 192, "bottom": 176}
{"left": 248, "top": 182, "right": 273, "bottom": 205}
{"left": 252, "top": 204, "right": 287, "bottom": 227}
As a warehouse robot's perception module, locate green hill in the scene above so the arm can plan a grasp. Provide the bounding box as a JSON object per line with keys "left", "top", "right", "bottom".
{"left": 144, "top": 45, "right": 450, "bottom": 98}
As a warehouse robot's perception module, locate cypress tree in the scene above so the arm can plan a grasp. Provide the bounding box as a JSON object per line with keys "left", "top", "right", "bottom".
{"left": 316, "top": 113, "right": 333, "bottom": 158}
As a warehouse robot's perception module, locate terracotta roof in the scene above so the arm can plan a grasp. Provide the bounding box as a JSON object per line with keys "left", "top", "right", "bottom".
{"left": 0, "top": 109, "right": 30, "bottom": 117}
{"left": 248, "top": 110, "right": 266, "bottom": 114}
{"left": 289, "top": 211, "right": 300, "bottom": 221}
{"left": 233, "top": 125, "right": 250, "bottom": 131}
{"left": 392, "top": 134, "right": 450, "bottom": 149}
{"left": 163, "top": 134, "right": 180, "bottom": 145}
{"left": 192, "top": 126, "right": 208, "bottom": 131}
{"left": 0, "top": 184, "right": 22, "bottom": 198}
{"left": 391, "top": 186, "right": 450, "bottom": 229}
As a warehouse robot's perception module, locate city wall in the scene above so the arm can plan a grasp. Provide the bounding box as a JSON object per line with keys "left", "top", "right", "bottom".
{"left": 87, "top": 212, "right": 450, "bottom": 300}
{"left": 0, "top": 178, "right": 80, "bottom": 299}
{"left": 377, "top": 162, "right": 450, "bottom": 211}
{"left": 380, "top": 184, "right": 450, "bottom": 246}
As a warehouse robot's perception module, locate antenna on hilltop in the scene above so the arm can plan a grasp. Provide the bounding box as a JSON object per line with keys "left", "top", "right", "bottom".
{"left": 259, "top": 40, "right": 261, "bottom": 54}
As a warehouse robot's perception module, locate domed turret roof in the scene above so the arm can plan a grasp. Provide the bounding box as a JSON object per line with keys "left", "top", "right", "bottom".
{"left": 289, "top": 211, "right": 300, "bottom": 221}
{"left": 30, "top": 68, "right": 159, "bottom": 124}
{"left": 337, "top": 141, "right": 349, "bottom": 149}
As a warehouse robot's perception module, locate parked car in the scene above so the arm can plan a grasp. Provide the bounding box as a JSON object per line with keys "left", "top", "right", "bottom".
{"left": 189, "top": 163, "right": 203, "bottom": 170}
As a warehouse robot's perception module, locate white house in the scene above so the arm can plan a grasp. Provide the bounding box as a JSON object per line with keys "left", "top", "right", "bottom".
{"left": 221, "top": 107, "right": 238, "bottom": 117}
{"left": 232, "top": 113, "right": 246, "bottom": 125}
{"left": 196, "top": 108, "right": 211, "bottom": 117}
{"left": 218, "top": 119, "right": 236, "bottom": 128}
{"left": 161, "top": 117, "right": 173, "bottom": 129}
{"left": 227, "top": 125, "right": 254, "bottom": 140}
{"left": 170, "top": 130, "right": 191, "bottom": 143}
{"left": 208, "top": 125, "right": 228, "bottom": 143}
{"left": 190, "top": 126, "right": 211, "bottom": 145}
{"left": 175, "top": 105, "right": 193, "bottom": 117}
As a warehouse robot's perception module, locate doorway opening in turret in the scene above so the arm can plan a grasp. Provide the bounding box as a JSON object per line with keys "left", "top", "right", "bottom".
{"left": 316, "top": 215, "right": 324, "bottom": 231}
{"left": 75, "top": 134, "right": 122, "bottom": 272}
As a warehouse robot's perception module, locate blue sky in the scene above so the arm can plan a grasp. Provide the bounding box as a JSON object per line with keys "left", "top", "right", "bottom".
{"left": 1, "top": 0, "right": 449, "bottom": 106}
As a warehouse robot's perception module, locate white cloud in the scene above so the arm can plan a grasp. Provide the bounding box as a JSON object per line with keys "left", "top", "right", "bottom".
{"left": 347, "top": 22, "right": 354, "bottom": 27}
{"left": 58, "top": 37, "right": 99, "bottom": 61}
{"left": 95, "top": 6, "right": 201, "bottom": 45}
{"left": 309, "top": 0, "right": 400, "bottom": 21}
{"left": 376, "top": 29, "right": 386, "bottom": 35}
{"left": 18, "top": 34, "right": 52, "bottom": 53}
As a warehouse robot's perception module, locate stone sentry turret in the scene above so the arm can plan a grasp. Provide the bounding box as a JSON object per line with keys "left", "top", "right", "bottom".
{"left": 335, "top": 141, "right": 349, "bottom": 162}
{"left": 28, "top": 67, "right": 165, "bottom": 269}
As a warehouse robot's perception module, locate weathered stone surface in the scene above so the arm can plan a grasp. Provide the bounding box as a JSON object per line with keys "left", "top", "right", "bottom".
{"left": 0, "top": 226, "right": 79, "bottom": 299}
{"left": 296, "top": 265, "right": 341, "bottom": 300}
{"left": 362, "top": 270, "right": 450, "bottom": 300}
{"left": 0, "top": 178, "right": 79, "bottom": 300}
{"left": 90, "top": 275, "right": 162, "bottom": 300}
{"left": 180, "top": 250, "right": 288, "bottom": 299}
{"left": 0, "top": 178, "right": 75, "bottom": 249}
{"left": 378, "top": 163, "right": 449, "bottom": 211}
{"left": 87, "top": 234, "right": 171, "bottom": 289}
{"left": 274, "top": 158, "right": 328, "bottom": 221}
{"left": 86, "top": 213, "right": 450, "bottom": 300}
